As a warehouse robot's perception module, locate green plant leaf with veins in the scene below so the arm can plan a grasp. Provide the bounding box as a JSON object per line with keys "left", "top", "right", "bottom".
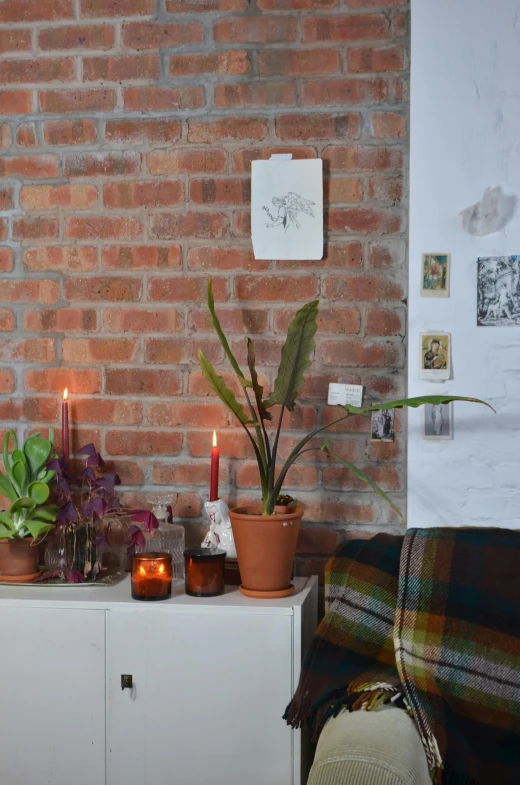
{"left": 24, "top": 435, "right": 53, "bottom": 477}
{"left": 343, "top": 395, "right": 496, "bottom": 415}
{"left": 246, "top": 338, "right": 272, "bottom": 422}
{"left": 11, "top": 460, "right": 26, "bottom": 495}
{"left": 198, "top": 350, "right": 251, "bottom": 426}
{"left": 207, "top": 279, "right": 251, "bottom": 389}
{"left": 27, "top": 482, "right": 50, "bottom": 505}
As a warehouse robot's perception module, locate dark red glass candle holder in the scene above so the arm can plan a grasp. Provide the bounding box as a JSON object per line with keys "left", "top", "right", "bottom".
{"left": 184, "top": 547, "right": 226, "bottom": 597}
{"left": 131, "top": 552, "right": 172, "bottom": 601}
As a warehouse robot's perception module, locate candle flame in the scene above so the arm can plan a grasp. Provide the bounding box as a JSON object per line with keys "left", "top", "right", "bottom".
{"left": 213, "top": 430, "right": 217, "bottom": 448}
{"left": 158, "top": 563, "right": 165, "bottom": 575}
{"left": 63, "top": 388, "right": 68, "bottom": 401}
{"left": 139, "top": 565, "right": 146, "bottom": 576}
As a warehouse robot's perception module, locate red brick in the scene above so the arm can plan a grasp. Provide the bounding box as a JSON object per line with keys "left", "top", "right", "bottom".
{"left": 233, "top": 146, "right": 316, "bottom": 173}
{"left": 325, "top": 178, "right": 364, "bottom": 203}
{"left": 105, "top": 119, "right": 181, "bottom": 145}
{"left": 166, "top": 0, "right": 247, "bottom": 9}
{"left": 0, "top": 221, "right": 6, "bottom": 242}
{"left": 190, "top": 178, "right": 250, "bottom": 206}
{"left": 297, "top": 526, "right": 339, "bottom": 555}
{"left": 148, "top": 276, "right": 227, "bottom": 303}
{"left": 43, "top": 119, "right": 97, "bottom": 145}
{"left": 320, "top": 339, "right": 402, "bottom": 367}
{"left": 0, "top": 155, "right": 58, "bottom": 178}
{"left": 188, "top": 430, "right": 253, "bottom": 460}
{"left": 0, "top": 189, "right": 14, "bottom": 210}
{"left": 21, "top": 397, "right": 60, "bottom": 422}
{"left": 15, "top": 124, "right": 37, "bottom": 147}
{"left": 367, "top": 439, "right": 401, "bottom": 461}
{"left": 0, "top": 125, "right": 11, "bottom": 148}
{"left": 365, "top": 307, "right": 404, "bottom": 336}
{"left": 123, "top": 86, "right": 204, "bottom": 112}
{"left": 148, "top": 212, "right": 229, "bottom": 241}
{"left": 346, "top": 0, "right": 405, "bottom": 5}
{"left": 326, "top": 207, "right": 401, "bottom": 234}
{"left": 392, "top": 10, "right": 408, "bottom": 37}
{"left": 258, "top": 0, "right": 336, "bottom": 6}
{"left": 25, "top": 308, "right": 98, "bottom": 332}
{"left": 0, "top": 58, "right": 74, "bottom": 84}
{"left": 148, "top": 148, "right": 226, "bottom": 176}
{"left": 321, "top": 407, "right": 371, "bottom": 433}
{"left": 276, "top": 113, "right": 360, "bottom": 141}
{"left": 0, "top": 337, "right": 55, "bottom": 363}
{"left": 368, "top": 175, "right": 403, "bottom": 203}
{"left": 104, "top": 308, "right": 183, "bottom": 333}
{"left": 323, "top": 145, "right": 402, "bottom": 171}
{"left": 65, "top": 216, "right": 143, "bottom": 240}
{"left": 259, "top": 48, "right": 340, "bottom": 77}
{"left": 64, "top": 151, "right": 141, "bottom": 177}
{"left": 188, "top": 370, "right": 269, "bottom": 399}
{"left": 302, "top": 77, "right": 387, "bottom": 106}
{"left": 189, "top": 307, "right": 268, "bottom": 334}
{"left": 170, "top": 51, "right": 250, "bottom": 77}
{"left": 62, "top": 338, "right": 137, "bottom": 363}
{"left": 276, "top": 242, "right": 363, "bottom": 271}
{"left": 304, "top": 499, "right": 374, "bottom": 524}
{"left": 188, "top": 116, "right": 268, "bottom": 144}
{"left": 106, "top": 460, "right": 144, "bottom": 485}
{"left": 24, "top": 246, "right": 98, "bottom": 272}
{"left": 25, "top": 368, "right": 101, "bottom": 393}
{"left": 105, "top": 370, "right": 182, "bottom": 396}
{"left": 107, "top": 430, "right": 184, "bottom": 456}
{"left": 122, "top": 21, "right": 203, "bottom": 49}
{"left": 72, "top": 399, "right": 142, "bottom": 425}
{"left": 148, "top": 402, "right": 228, "bottom": 428}
{"left": 39, "top": 25, "right": 115, "bottom": 50}
{"left": 0, "top": 0, "right": 73, "bottom": 23}
{"left": 372, "top": 111, "right": 405, "bottom": 138}
{"left": 102, "top": 246, "right": 182, "bottom": 271}
{"left": 80, "top": 0, "right": 156, "bottom": 17}
{"left": 13, "top": 217, "right": 59, "bottom": 240}
{"left": 145, "top": 337, "right": 222, "bottom": 365}
{"left": 302, "top": 14, "right": 388, "bottom": 42}
{"left": 237, "top": 462, "right": 318, "bottom": 490}
{"left": 323, "top": 465, "right": 400, "bottom": 491}
{"left": 348, "top": 45, "right": 405, "bottom": 73}
{"left": 152, "top": 462, "right": 228, "bottom": 487}
{"left": 104, "top": 181, "right": 183, "bottom": 209}
{"left": 0, "top": 370, "right": 15, "bottom": 393}
{"left": 234, "top": 275, "right": 318, "bottom": 302}
{"left": 187, "top": 247, "right": 267, "bottom": 272}
{"left": 365, "top": 373, "right": 403, "bottom": 399}
{"left": 275, "top": 305, "right": 360, "bottom": 334}
{"left": 83, "top": 54, "right": 159, "bottom": 81}
{"left": 368, "top": 241, "right": 404, "bottom": 269}
{"left": 64, "top": 276, "right": 141, "bottom": 301}
{"left": 0, "top": 29, "right": 32, "bottom": 53}
{"left": 0, "top": 91, "right": 32, "bottom": 115}
{"left": 325, "top": 274, "right": 403, "bottom": 301}
{"left": 0, "top": 250, "right": 14, "bottom": 274}
{"left": 40, "top": 89, "right": 116, "bottom": 113}
{"left": 21, "top": 185, "right": 98, "bottom": 210}
{"left": 231, "top": 336, "right": 284, "bottom": 366}
{"left": 214, "top": 16, "right": 296, "bottom": 43}
{"left": 215, "top": 82, "right": 295, "bottom": 108}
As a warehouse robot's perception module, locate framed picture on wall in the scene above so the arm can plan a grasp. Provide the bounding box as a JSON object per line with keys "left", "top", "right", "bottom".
{"left": 423, "top": 403, "right": 453, "bottom": 440}
{"left": 421, "top": 253, "right": 450, "bottom": 297}
{"left": 419, "top": 332, "right": 451, "bottom": 381}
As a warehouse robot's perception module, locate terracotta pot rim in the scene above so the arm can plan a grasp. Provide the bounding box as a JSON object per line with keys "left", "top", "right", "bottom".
{"left": 229, "top": 505, "right": 303, "bottom": 522}
{"left": 0, "top": 536, "right": 35, "bottom": 547}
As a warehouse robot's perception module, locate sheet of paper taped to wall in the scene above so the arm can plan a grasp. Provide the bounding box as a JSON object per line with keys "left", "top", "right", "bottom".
{"left": 251, "top": 157, "right": 323, "bottom": 261}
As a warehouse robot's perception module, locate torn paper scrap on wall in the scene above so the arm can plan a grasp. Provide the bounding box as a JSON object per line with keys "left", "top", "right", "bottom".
{"left": 251, "top": 159, "right": 323, "bottom": 260}
{"left": 460, "top": 186, "right": 517, "bottom": 236}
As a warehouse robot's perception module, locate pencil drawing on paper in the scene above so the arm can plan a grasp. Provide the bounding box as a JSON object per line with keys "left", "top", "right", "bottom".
{"left": 263, "top": 192, "right": 315, "bottom": 231}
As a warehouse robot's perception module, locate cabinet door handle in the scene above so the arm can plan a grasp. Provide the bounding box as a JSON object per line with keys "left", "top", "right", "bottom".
{"left": 121, "top": 674, "right": 133, "bottom": 691}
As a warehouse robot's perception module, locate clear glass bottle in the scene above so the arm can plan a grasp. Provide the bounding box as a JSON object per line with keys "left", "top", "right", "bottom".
{"left": 135, "top": 495, "right": 185, "bottom": 587}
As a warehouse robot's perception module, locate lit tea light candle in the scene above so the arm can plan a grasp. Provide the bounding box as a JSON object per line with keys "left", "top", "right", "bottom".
{"left": 210, "top": 430, "right": 220, "bottom": 502}
{"left": 131, "top": 552, "right": 172, "bottom": 601}
{"left": 62, "top": 388, "right": 70, "bottom": 464}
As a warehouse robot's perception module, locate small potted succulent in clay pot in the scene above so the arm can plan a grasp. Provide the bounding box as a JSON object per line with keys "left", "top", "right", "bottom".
{"left": 198, "top": 279, "right": 493, "bottom": 599}
{"left": 0, "top": 430, "right": 57, "bottom": 582}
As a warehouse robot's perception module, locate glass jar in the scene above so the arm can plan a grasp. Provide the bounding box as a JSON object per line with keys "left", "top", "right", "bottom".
{"left": 135, "top": 495, "right": 185, "bottom": 587}
{"left": 43, "top": 519, "right": 100, "bottom": 581}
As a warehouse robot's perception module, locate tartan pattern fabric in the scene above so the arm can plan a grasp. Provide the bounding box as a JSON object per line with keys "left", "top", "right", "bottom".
{"left": 396, "top": 528, "right": 520, "bottom": 785}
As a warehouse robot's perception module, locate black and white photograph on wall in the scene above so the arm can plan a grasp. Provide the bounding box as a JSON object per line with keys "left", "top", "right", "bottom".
{"left": 423, "top": 403, "right": 453, "bottom": 440}
{"left": 371, "top": 409, "right": 395, "bottom": 441}
{"left": 477, "top": 255, "right": 520, "bottom": 326}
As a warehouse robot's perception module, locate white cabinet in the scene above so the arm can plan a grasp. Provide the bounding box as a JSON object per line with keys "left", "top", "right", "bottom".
{"left": 0, "top": 576, "right": 317, "bottom": 785}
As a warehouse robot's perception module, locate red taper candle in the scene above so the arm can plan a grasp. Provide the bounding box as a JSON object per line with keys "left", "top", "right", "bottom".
{"left": 209, "top": 430, "right": 220, "bottom": 502}
{"left": 62, "top": 388, "right": 70, "bottom": 464}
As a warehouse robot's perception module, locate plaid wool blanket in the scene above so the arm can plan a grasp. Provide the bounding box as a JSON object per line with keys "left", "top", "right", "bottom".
{"left": 285, "top": 528, "right": 520, "bottom": 785}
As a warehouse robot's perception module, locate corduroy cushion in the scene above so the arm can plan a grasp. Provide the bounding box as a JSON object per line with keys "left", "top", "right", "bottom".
{"left": 308, "top": 705, "right": 431, "bottom": 785}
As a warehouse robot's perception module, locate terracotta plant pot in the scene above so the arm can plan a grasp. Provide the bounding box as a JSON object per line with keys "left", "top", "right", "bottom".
{"left": 0, "top": 537, "right": 40, "bottom": 582}
{"left": 229, "top": 505, "right": 303, "bottom": 599}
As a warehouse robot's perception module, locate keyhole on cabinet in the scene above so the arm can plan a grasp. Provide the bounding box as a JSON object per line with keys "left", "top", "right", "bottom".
{"left": 121, "top": 674, "right": 133, "bottom": 691}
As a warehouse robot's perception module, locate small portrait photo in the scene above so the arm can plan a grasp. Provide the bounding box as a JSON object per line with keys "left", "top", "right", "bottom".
{"left": 421, "top": 253, "right": 450, "bottom": 297}
{"left": 423, "top": 403, "right": 453, "bottom": 440}
{"left": 419, "top": 333, "right": 451, "bottom": 381}
{"left": 371, "top": 409, "right": 395, "bottom": 442}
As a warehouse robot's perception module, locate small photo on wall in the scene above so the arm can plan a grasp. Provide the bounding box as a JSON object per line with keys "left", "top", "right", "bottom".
{"left": 371, "top": 409, "right": 395, "bottom": 442}
{"left": 419, "top": 332, "right": 451, "bottom": 381}
{"left": 423, "top": 403, "right": 453, "bottom": 440}
{"left": 477, "top": 255, "right": 520, "bottom": 326}
{"left": 421, "top": 253, "right": 450, "bottom": 297}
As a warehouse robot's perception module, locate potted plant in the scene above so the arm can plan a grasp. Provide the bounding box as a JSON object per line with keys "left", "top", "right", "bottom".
{"left": 198, "top": 280, "right": 493, "bottom": 598}
{"left": 0, "top": 430, "right": 58, "bottom": 581}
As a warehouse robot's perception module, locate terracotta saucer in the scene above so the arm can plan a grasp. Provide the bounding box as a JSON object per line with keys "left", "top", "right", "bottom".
{"left": 240, "top": 584, "right": 295, "bottom": 599}
{"left": 0, "top": 571, "right": 42, "bottom": 583}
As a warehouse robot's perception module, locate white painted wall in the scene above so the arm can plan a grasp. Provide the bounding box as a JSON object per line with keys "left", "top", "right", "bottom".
{"left": 408, "top": 0, "right": 520, "bottom": 528}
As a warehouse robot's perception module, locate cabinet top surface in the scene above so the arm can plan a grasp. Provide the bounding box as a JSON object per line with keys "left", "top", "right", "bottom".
{"left": 0, "top": 575, "right": 317, "bottom": 614}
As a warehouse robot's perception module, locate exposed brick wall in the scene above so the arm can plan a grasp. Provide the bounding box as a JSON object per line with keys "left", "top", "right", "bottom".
{"left": 0, "top": 0, "right": 408, "bottom": 580}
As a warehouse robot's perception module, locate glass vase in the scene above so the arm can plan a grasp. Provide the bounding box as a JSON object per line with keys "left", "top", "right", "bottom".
{"left": 134, "top": 495, "right": 185, "bottom": 586}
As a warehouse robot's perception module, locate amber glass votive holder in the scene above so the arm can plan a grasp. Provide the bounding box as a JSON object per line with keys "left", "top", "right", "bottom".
{"left": 184, "top": 547, "right": 226, "bottom": 597}
{"left": 131, "top": 552, "right": 172, "bottom": 601}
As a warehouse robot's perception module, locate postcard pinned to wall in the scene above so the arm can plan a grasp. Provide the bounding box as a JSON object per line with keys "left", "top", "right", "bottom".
{"left": 423, "top": 403, "right": 453, "bottom": 440}
{"left": 419, "top": 332, "right": 451, "bottom": 381}
{"left": 477, "top": 255, "right": 520, "bottom": 326}
{"left": 251, "top": 158, "right": 323, "bottom": 260}
{"left": 421, "top": 253, "right": 450, "bottom": 297}
{"left": 371, "top": 409, "right": 395, "bottom": 442}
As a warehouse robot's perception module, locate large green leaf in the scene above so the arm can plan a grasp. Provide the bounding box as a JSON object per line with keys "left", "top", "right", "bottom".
{"left": 207, "top": 279, "right": 251, "bottom": 389}
{"left": 27, "top": 482, "right": 50, "bottom": 505}
{"left": 9, "top": 497, "right": 36, "bottom": 515}
{"left": 265, "top": 300, "right": 319, "bottom": 412}
{"left": 24, "top": 520, "right": 54, "bottom": 540}
{"left": 246, "top": 338, "right": 272, "bottom": 422}
{"left": 37, "top": 469, "right": 56, "bottom": 484}
{"left": 0, "top": 513, "right": 16, "bottom": 531}
{"left": 198, "top": 350, "right": 250, "bottom": 426}
{"left": 321, "top": 439, "right": 403, "bottom": 519}
{"left": 342, "top": 395, "right": 496, "bottom": 415}
{"left": 24, "top": 435, "right": 52, "bottom": 477}
{"left": 11, "top": 460, "right": 26, "bottom": 496}
{"left": 0, "top": 470, "right": 16, "bottom": 502}
{"left": 26, "top": 504, "right": 58, "bottom": 522}
{"left": 0, "top": 523, "right": 15, "bottom": 539}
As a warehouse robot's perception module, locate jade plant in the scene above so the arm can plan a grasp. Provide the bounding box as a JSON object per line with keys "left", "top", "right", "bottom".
{"left": 0, "top": 430, "right": 58, "bottom": 540}
{"left": 198, "top": 280, "right": 494, "bottom": 517}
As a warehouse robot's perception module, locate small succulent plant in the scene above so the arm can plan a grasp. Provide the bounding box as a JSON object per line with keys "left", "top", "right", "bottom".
{"left": 0, "top": 430, "right": 58, "bottom": 540}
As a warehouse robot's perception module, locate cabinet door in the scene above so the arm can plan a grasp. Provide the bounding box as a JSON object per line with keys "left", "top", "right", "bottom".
{"left": 107, "top": 610, "right": 294, "bottom": 785}
{"left": 0, "top": 607, "right": 105, "bottom": 785}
